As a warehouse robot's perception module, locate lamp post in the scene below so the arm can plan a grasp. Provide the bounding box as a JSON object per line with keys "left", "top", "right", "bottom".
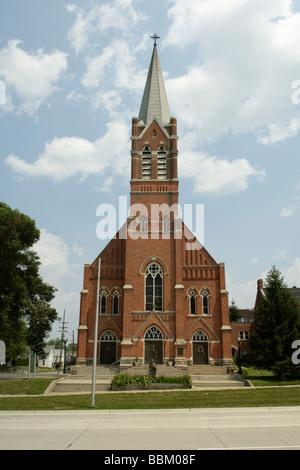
{"left": 91, "top": 257, "right": 101, "bottom": 408}
{"left": 237, "top": 337, "right": 242, "bottom": 375}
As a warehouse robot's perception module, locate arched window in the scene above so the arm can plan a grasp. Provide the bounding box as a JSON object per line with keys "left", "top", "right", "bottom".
{"left": 189, "top": 291, "right": 196, "bottom": 315}
{"left": 145, "top": 325, "right": 163, "bottom": 339}
{"left": 142, "top": 146, "right": 151, "bottom": 179}
{"left": 145, "top": 262, "right": 163, "bottom": 311}
{"left": 100, "top": 330, "right": 117, "bottom": 341}
{"left": 112, "top": 290, "right": 120, "bottom": 315}
{"left": 100, "top": 291, "right": 107, "bottom": 315}
{"left": 193, "top": 329, "right": 208, "bottom": 341}
{"left": 202, "top": 291, "right": 209, "bottom": 315}
{"left": 157, "top": 145, "right": 166, "bottom": 179}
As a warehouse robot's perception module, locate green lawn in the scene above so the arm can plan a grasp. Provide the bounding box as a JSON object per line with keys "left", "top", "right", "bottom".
{"left": 0, "top": 378, "right": 56, "bottom": 396}
{"left": 1, "top": 377, "right": 300, "bottom": 411}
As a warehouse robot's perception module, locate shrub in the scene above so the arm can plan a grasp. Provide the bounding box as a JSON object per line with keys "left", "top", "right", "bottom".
{"left": 111, "top": 373, "right": 193, "bottom": 388}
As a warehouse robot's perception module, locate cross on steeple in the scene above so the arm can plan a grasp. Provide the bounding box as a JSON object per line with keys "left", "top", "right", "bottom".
{"left": 151, "top": 34, "right": 160, "bottom": 46}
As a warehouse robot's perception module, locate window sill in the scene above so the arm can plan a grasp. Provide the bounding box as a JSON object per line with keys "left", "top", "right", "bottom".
{"left": 187, "top": 314, "right": 212, "bottom": 317}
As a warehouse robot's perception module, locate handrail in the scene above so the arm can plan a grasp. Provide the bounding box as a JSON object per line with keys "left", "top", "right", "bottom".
{"left": 110, "top": 359, "right": 121, "bottom": 374}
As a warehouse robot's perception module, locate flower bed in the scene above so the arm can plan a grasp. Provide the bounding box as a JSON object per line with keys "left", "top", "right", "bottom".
{"left": 110, "top": 373, "right": 193, "bottom": 391}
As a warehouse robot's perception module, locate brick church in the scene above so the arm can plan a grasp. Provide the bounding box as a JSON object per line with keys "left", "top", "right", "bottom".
{"left": 77, "top": 39, "right": 233, "bottom": 369}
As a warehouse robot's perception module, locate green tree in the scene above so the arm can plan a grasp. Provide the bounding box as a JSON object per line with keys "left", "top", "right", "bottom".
{"left": 249, "top": 265, "right": 300, "bottom": 378}
{"left": 0, "top": 202, "right": 58, "bottom": 358}
{"left": 229, "top": 299, "right": 241, "bottom": 321}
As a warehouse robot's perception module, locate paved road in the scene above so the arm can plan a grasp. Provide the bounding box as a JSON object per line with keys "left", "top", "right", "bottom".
{"left": 0, "top": 406, "right": 300, "bottom": 450}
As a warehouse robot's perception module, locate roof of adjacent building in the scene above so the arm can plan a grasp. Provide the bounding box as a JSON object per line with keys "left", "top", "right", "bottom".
{"left": 138, "top": 44, "right": 171, "bottom": 126}
{"left": 288, "top": 287, "right": 300, "bottom": 304}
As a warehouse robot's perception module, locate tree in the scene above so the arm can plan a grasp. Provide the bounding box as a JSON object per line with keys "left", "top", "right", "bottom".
{"left": 0, "top": 202, "right": 58, "bottom": 358}
{"left": 249, "top": 265, "right": 300, "bottom": 378}
{"left": 229, "top": 299, "right": 241, "bottom": 322}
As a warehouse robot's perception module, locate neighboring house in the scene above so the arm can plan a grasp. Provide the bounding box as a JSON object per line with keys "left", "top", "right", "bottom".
{"left": 231, "top": 280, "right": 300, "bottom": 359}
{"left": 38, "top": 347, "right": 65, "bottom": 368}
{"left": 231, "top": 309, "right": 255, "bottom": 358}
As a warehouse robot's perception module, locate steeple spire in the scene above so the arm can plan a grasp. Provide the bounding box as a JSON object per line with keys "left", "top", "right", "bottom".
{"left": 138, "top": 36, "right": 171, "bottom": 126}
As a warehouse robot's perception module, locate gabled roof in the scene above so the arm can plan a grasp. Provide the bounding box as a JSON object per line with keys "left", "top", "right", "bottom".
{"left": 138, "top": 44, "right": 171, "bottom": 126}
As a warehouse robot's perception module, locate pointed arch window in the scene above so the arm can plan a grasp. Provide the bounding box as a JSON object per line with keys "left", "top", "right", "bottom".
{"left": 100, "top": 330, "right": 117, "bottom": 341}
{"left": 142, "top": 145, "right": 152, "bottom": 179}
{"left": 145, "top": 325, "right": 163, "bottom": 339}
{"left": 100, "top": 291, "right": 107, "bottom": 315}
{"left": 157, "top": 145, "right": 166, "bottom": 179}
{"left": 193, "top": 329, "right": 208, "bottom": 341}
{"left": 189, "top": 291, "right": 197, "bottom": 315}
{"left": 112, "top": 290, "right": 120, "bottom": 315}
{"left": 145, "top": 262, "right": 163, "bottom": 311}
{"left": 202, "top": 291, "right": 209, "bottom": 315}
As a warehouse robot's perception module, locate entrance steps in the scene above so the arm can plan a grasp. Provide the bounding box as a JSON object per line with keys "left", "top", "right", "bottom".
{"left": 188, "top": 365, "right": 246, "bottom": 388}
{"left": 188, "top": 365, "right": 229, "bottom": 375}
{"left": 190, "top": 375, "right": 246, "bottom": 388}
{"left": 127, "top": 364, "right": 185, "bottom": 377}
{"left": 46, "top": 365, "right": 116, "bottom": 395}
{"left": 45, "top": 364, "right": 247, "bottom": 395}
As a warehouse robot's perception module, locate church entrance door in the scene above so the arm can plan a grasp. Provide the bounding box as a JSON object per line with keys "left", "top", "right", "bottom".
{"left": 144, "top": 326, "right": 164, "bottom": 364}
{"left": 192, "top": 329, "right": 209, "bottom": 365}
{"left": 145, "top": 340, "right": 163, "bottom": 364}
{"left": 193, "top": 342, "right": 208, "bottom": 364}
{"left": 99, "top": 330, "right": 117, "bottom": 365}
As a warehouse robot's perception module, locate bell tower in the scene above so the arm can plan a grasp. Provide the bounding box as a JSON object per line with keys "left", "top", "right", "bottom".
{"left": 130, "top": 39, "right": 179, "bottom": 215}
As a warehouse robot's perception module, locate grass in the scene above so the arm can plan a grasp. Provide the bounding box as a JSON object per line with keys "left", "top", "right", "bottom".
{"left": 1, "top": 367, "right": 300, "bottom": 411}
{"left": 0, "top": 376, "right": 300, "bottom": 411}
{"left": 243, "top": 366, "right": 300, "bottom": 387}
{"left": 1, "top": 387, "right": 300, "bottom": 411}
{"left": 0, "top": 378, "right": 56, "bottom": 396}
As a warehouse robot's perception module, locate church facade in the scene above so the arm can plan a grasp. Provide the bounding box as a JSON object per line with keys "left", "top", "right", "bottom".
{"left": 77, "top": 42, "right": 233, "bottom": 368}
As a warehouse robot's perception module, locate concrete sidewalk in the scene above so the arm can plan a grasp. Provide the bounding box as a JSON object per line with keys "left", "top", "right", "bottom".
{"left": 0, "top": 407, "right": 300, "bottom": 450}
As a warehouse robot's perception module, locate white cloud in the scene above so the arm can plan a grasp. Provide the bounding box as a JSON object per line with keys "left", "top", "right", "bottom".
{"left": 34, "top": 229, "right": 81, "bottom": 338}
{"left": 67, "top": 0, "right": 145, "bottom": 54}
{"left": 279, "top": 194, "right": 300, "bottom": 217}
{"left": 279, "top": 203, "right": 297, "bottom": 217}
{"left": 72, "top": 243, "right": 84, "bottom": 257}
{"left": 271, "top": 249, "right": 289, "bottom": 261}
{"left": 258, "top": 119, "right": 300, "bottom": 145}
{"left": 284, "top": 258, "right": 300, "bottom": 287}
{"left": 65, "top": 4, "right": 77, "bottom": 13}
{"left": 228, "top": 277, "right": 258, "bottom": 309}
{"left": 35, "top": 229, "right": 70, "bottom": 287}
{"left": 81, "top": 38, "right": 146, "bottom": 93}
{"left": 164, "top": 0, "right": 300, "bottom": 143}
{"left": 5, "top": 120, "right": 130, "bottom": 182}
{"left": 179, "top": 149, "right": 265, "bottom": 196}
{"left": 0, "top": 40, "right": 67, "bottom": 116}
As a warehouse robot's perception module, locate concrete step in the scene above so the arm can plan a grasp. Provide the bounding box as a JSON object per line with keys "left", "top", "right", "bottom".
{"left": 127, "top": 365, "right": 185, "bottom": 377}
{"left": 47, "top": 379, "right": 110, "bottom": 394}
{"left": 188, "top": 365, "right": 229, "bottom": 375}
{"left": 70, "top": 365, "right": 118, "bottom": 379}
{"left": 191, "top": 374, "right": 246, "bottom": 388}
{"left": 192, "top": 382, "right": 245, "bottom": 388}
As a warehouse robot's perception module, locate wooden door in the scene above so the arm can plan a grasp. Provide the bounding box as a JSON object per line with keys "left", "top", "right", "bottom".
{"left": 145, "top": 340, "right": 163, "bottom": 364}
{"left": 193, "top": 342, "right": 208, "bottom": 364}
{"left": 100, "top": 341, "right": 117, "bottom": 364}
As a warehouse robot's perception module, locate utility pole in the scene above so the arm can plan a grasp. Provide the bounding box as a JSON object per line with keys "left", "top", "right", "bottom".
{"left": 72, "top": 330, "right": 75, "bottom": 365}
{"left": 58, "top": 310, "right": 69, "bottom": 372}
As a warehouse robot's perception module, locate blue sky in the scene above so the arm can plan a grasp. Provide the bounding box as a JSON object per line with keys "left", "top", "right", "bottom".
{"left": 1, "top": 0, "right": 300, "bottom": 341}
